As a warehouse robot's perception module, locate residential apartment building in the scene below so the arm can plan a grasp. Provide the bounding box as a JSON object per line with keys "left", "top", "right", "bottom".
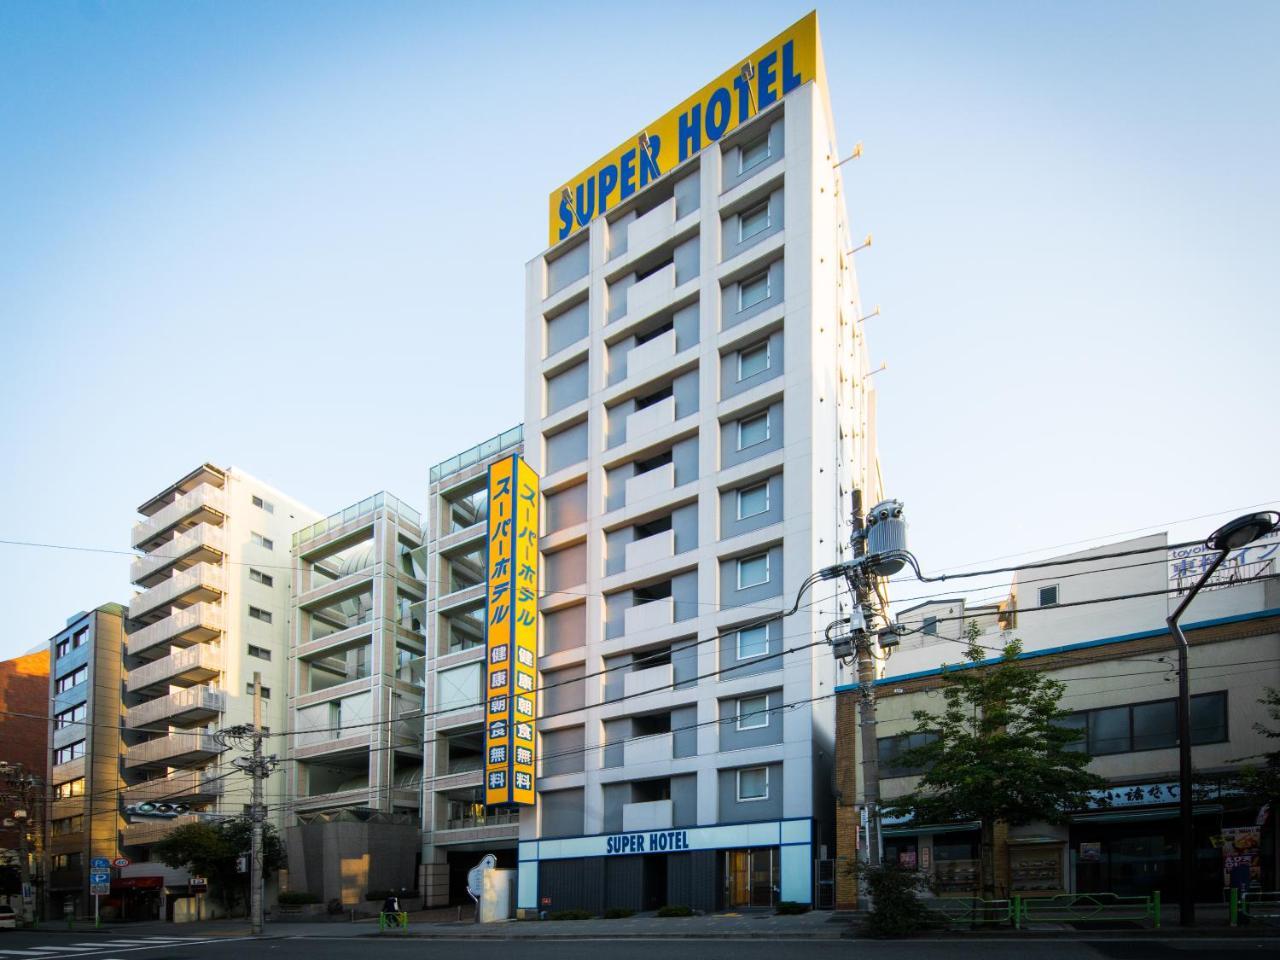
{"left": 835, "top": 531, "right": 1280, "bottom": 908}
{"left": 43, "top": 604, "right": 126, "bottom": 919}
{"left": 284, "top": 492, "right": 426, "bottom": 904}
{"left": 122, "top": 463, "right": 319, "bottom": 905}
{"left": 518, "top": 14, "right": 881, "bottom": 913}
{"left": 420, "top": 426, "right": 525, "bottom": 906}
{"left": 0, "top": 645, "right": 50, "bottom": 920}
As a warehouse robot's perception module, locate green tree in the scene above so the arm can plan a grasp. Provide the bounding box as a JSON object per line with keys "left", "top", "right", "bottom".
{"left": 1237, "top": 687, "right": 1280, "bottom": 805}
{"left": 882, "top": 622, "right": 1106, "bottom": 900}
{"left": 153, "top": 819, "right": 285, "bottom": 913}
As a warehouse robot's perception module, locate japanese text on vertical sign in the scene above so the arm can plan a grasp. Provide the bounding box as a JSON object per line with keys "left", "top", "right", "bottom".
{"left": 484, "top": 454, "right": 540, "bottom": 806}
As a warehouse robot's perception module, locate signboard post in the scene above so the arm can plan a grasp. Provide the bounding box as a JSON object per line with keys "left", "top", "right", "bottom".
{"left": 89, "top": 858, "right": 110, "bottom": 926}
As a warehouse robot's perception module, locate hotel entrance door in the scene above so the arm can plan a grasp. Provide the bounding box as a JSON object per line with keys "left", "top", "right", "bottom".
{"left": 726, "top": 848, "right": 776, "bottom": 909}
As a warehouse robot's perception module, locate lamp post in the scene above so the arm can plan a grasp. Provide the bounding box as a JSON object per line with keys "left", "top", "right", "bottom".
{"left": 1168, "top": 511, "right": 1279, "bottom": 927}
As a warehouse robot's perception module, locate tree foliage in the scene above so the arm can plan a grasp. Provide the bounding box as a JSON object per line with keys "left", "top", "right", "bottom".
{"left": 1238, "top": 687, "right": 1280, "bottom": 805}
{"left": 882, "top": 622, "right": 1107, "bottom": 897}
{"left": 860, "top": 865, "right": 939, "bottom": 938}
{"left": 153, "top": 819, "right": 285, "bottom": 911}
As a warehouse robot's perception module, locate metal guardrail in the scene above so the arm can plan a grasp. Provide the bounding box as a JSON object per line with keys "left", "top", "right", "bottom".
{"left": 1015, "top": 891, "right": 1160, "bottom": 928}
{"left": 293, "top": 491, "right": 421, "bottom": 549}
{"left": 1231, "top": 889, "right": 1280, "bottom": 926}
{"left": 430, "top": 424, "right": 523, "bottom": 484}
{"left": 378, "top": 911, "right": 409, "bottom": 932}
{"left": 928, "top": 897, "right": 1014, "bottom": 928}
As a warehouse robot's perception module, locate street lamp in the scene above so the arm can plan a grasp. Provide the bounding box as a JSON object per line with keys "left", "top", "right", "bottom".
{"left": 1169, "top": 511, "right": 1279, "bottom": 927}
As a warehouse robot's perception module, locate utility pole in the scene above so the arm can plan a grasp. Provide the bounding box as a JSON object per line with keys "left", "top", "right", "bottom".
{"left": 847, "top": 490, "right": 883, "bottom": 872}
{"left": 217, "top": 673, "right": 276, "bottom": 936}
{"left": 0, "top": 762, "right": 42, "bottom": 924}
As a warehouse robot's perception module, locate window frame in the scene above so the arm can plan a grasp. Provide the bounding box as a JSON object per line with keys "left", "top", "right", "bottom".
{"left": 248, "top": 605, "right": 273, "bottom": 624}
{"left": 736, "top": 411, "right": 771, "bottom": 450}
{"left": 736, "top": 552, "right": 771, "bottom": 590}
{"left": 251, "top": 532, "right": 274, "bottom": 551}
{"left": 737, "top": 271, "right": 770, "bottom": 311}
{"left": 247, "top": 644, "right": 272, "bottom": 661}
{"left": 736, "top": 765, "right": 770, "bottom": 801}
{"left": 54, "top": 703, "right": 87, "bottom": 729}
{"left": 736, "top": 693, "right": 770, "bottom": 730}
{"left": 54, "top": 740, "right": 86, "bottom": 765}
{"left": 1039, "top": 584, "right": 1059, "bottom": 607}
{"left": 922, "top": 616, "right": 938, "bottom": 636}
{"left": 252, "top": 495, "right": 275, "bottom": 514}
{"left": 737, "top": 340, "right": 771, "bottom": 382}
{"left": 737, "top": 201, "right": 771, "bottom": 242}
{"left": 249, "top": 568, "right": 274, "bottom": 588}
{"left": 736, "top": 481, "right": 771, "bottom": 520}
{"left": 1060, "top": 690, "right": 1228, "bottom": 756}
{"left": 245, "top": 682, "right": 272, "bottom": 700}
{"left": 738, "top": 133, "right": 771, "bottom": 174}
{"left": 55, "top": 666, "right": 87, "bottom": 694}
{"left": 736, "top": 623, "right": 770, "bottom": 660}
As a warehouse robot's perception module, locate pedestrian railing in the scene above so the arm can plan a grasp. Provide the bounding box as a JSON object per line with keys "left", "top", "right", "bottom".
{"left": 378, "top": 911, "right": 409, "bottom": 932}
{"left": 1014, "top": 891, "right": 1160, "bottom": 928}
{"left": 1230, "top": 889, "right": 1280, "bottom": 926}
{"left": 928, "top": 897, "right": 1015, "bottom": 928}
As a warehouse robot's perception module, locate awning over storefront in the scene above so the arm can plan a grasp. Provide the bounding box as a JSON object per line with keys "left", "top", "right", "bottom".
{"left": 882, "top": 821, "right": 981, "bottom": 837}
{"left": 1069, "top": 804, "right": 1222, "bottom": 825}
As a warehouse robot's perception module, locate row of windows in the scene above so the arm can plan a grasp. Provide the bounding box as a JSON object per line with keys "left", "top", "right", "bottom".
{"left": 51, "top": 815, "right": 84, "bottom": 836}
{"left": 54, "top": 740, "right": 86, "bottom": 765}
{"left": 55, "top": 665, "right": 87, "bottom": 693}
{"left": 55, "top": 626, "right": 89, "bottom": 660}
{"left": 54, "top": 777, "right": 85, "bottom": 799}
{"left": 54, "top": 703, "right": 87, "bottom": 729}
{"left": 249, "top": 605, "right": 273, "bottom": 624}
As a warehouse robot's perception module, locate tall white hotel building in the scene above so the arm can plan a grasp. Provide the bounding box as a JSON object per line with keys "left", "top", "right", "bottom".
{"left": 518, "top": 13, "right": 882, "bottom": 914}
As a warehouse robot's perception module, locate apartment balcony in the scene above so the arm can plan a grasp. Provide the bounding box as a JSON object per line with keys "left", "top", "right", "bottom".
{"left": 129, "top": 563, "right": 224, "bottom": 622}
{"left": 627, "top": 196, "right": 677, "bottom": 257}
{"left": 121, "top": 814, "right": 201, "bottom": 847}
{"left": 125, "top": 644, "right": 221, "bottom": 694}
{"left": 626, "top": 395, "right": 677, "bottom": 445}
{"left": 125, "top": 732, "right": 223, "bottom": 769}
{"left": 625, "top": 263, "right": 676, "bottom": 322}
{"left": 125, "top": 686, "right": 224, "bottom": 729}
{"left": 623, "top": 799, "right": 673, "bottom": 832}
{"left": 131, "top": 485, "right": 226, "bottom": 550}
{"left": 624, "top": 597, "right": 674, "bottom": 637}
{"left": 625, "top": 328, "right": 677, "bottom": 382}
{"left": 130, "top": 523, "right": 226, "bottom": 587}
{"left": 125, "top": 602, "right": 222, "bottom": 658}
{"left": 623, "top": 662, "right": 673, "bottom": 699}
{"left": 121, "top": 771, "right": 225, "bottom": 805}
{"left": 624, "top": 731, "right": 673, "bottom": 767}
{"left": 625, "top": 462, "right": 676, "bottom": 507}
{"left": 442, "top": 807, "right": 520, "bottom": 832}
{"left": 626, "top": 530, "right": 675, "bottom": 570}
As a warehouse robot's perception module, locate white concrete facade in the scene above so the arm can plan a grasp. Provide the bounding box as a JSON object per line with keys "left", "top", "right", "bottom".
{"left": 520, "top": 77, "right": 881, "bottom": 911}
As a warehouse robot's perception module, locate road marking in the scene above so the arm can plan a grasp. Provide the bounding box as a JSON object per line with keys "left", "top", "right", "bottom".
{"left": 23, "top": 937, "right": 257, "bottom": 960}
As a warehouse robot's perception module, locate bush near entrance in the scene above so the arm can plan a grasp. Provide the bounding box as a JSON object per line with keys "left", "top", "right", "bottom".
{"left": 548, "top": 909, "right": 594, "bottom": 920}
{"left": 604, "top": 907, "right": 635, "bottom": 918}
{"left": 860, "top": 865, "right": 941, "bottom": 938}
{"left": 656, "top": 904, "right": 694, "bottom": 917}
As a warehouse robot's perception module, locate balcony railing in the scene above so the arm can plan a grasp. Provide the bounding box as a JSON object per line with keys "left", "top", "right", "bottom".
{"left": 131, "top": 485, "right": 226, "bottom": 549}
{"left": 293, "top": 491, "right": 422, "bottom": 550}
{"left": 430, "top": 424, "right": 524, "bottom": 485}
{"left": 121, "top": 771, "right": 224, "bottom": 805}
{"left": 125, "top": 602, "right": 223, "bottom": 657}
{"left": 128, "top": 563, "right": 224, "bottom": 620}
{"left": 125, "top": 732, "right": 223, "bottom": 768}
{"left": 443, "top": 807, "right": 520, "bottom": 831}
{"left": 131, "top": 523, "right": 225, "bottom": 585}
{"left": 125, "top": 644, "right": 221, "bottom": 693}
{"left": 126, "top": 686, "right": 225, "bottom": 729}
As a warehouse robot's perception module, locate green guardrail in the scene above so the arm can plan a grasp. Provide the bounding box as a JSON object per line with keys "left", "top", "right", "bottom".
{"left": 378, "top": 911, "right": 409, "bottom": 932}
{"left": 929, "top": 897, "right": 1016, "bottom": 928}
{"left": 1230, "top": 889, "right": 1280, "bottom": 926}
{"left": 1015, "top": 891, "right": 1160, "bottom": 928}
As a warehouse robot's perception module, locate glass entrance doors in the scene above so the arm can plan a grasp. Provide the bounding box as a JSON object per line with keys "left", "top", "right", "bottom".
{"left": 726, "top": 848, "right": 777, "bottom": 908}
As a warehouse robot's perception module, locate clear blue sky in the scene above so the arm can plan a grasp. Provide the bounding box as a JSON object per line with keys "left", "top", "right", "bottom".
{"left": 1, "top": 1, "right": 1276, "bottom": 657}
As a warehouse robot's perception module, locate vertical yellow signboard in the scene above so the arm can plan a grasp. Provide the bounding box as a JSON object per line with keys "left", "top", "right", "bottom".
{"left": 484, "top": 454, "right": 539, "bottom": 807}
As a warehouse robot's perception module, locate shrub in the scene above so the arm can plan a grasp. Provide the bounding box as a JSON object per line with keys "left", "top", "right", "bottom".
{"left": 774, "top": 900, "right": 809, "bottom": 915}
{"left": 604, "top": 907, "right": 634, "bottom": 919}
{"left": 277, "top": 891, "right": 321, "bottom": 905}
{"left": 656, "top": 904, "right": 693, "bottom": 917}
{"left": 860, "top": 865, "right": 939, "bottom": 938}
{"left": 548, "top": 909, "right": 594, "bottom": 921}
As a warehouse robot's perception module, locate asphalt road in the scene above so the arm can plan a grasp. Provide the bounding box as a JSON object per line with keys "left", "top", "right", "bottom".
{"left": 0, "top": 932, "right": 1278, "bottom": 960}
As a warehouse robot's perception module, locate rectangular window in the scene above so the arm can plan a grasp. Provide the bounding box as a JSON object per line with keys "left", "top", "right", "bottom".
{"left": 738, "top": 272, "right": 770, "bottom": 311}
{"left": 245, "top": 683, "right": 272, "bottom": 699}
{"left": 247, "top": 644, "right": 272, "bottom": 661}
{"left": 51, "top": 816, "right": 84, "bottom": 836}
{"left": 1190, "top": 692, "right": 1228, "bottom": 744}
{"left": 737, "top": 341, "right": 771, "bottom": 381}
{"left": 1039, "top": 584, "right": 1059, "bottom": 606}
{"left": 736, "top": 693, "right": 770, "bottom": 730}
{"left": 249, "top": 568, "right": 274, "bottom": 587}
{"left": 736, "top": 766, "right": 769, "bottom": 801}
{"left": 251, "top": 532, "right": 274, "bottom": 550}
{"left": 54, "top": 741, "right": 86, "bottom": 765}
{"left": 72, "top": 628, "right": 88, "bottom": 649}
{"left": 252, "top": 495, "right": 275, "bottom": 514}
{"left": 1062, "top": 691, "right": 1228, "bottom": 756}
{"left": 248, "top": 606, "right": 273, "bottom": 624}
{"left": 1131, "top": 699, "right": 1177, "bottom": 751}
{"left": 739, "top": 134, "right": 771, "bottom": 173}
{"left": 736, "top": 624, "right": 770, "bottom": 660}
{"left": 738, "top": 202, "right": 770, "bottom": 242}
{"left": 1088, "top": 706, "right": 1130, "bottom": 755}
{"left": 56, "top": 638, "right": 70, "bottom": 659}
{"left": 55, "top": 666, "right": 87, "bottom": 694}
{"left": 737, "top": 553, "right": 770, "bottom": 589}
{"left": 877, "top": 732, "right": 940, "bottom": 778}
{"left": 736, "top": 481, "right": 770, "bottom": 519}
{"left": 922, "top": 616, "right": 938, "bottom": 636}
{"left": 54, "top": 778, "right": 85, "bottom": 800}
{"left": 54, "top": 703, "right": 87, "bottom": 729}
{"left": 737, "top": 411, "right": 770, "bottom": 450}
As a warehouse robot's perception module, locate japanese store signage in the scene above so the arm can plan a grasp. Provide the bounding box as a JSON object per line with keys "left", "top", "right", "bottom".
{"left": 1168, "top": 528, "right": 1278, "bottom": 595}
{"left": 547, "top": 11, "right": 820, "bottom": 246}
{"left": 484, "top": 454, "right": 540, "bottom": 807}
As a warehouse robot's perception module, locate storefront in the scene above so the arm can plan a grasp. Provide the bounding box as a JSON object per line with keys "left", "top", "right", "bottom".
{"left": 518, "top": 818, "right": 811, "bottom": 915}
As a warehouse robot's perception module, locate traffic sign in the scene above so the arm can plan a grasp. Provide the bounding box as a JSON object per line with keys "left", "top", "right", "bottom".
{"left": 90, "top": 857, "right": 110, "bottom": 869}
{"left": 190, "top": 876, "right": 208, "bottom": 891}
{"left": 90, "top": 872, "right": 110, "bottom": 884}
{"left": 112, "top": 857, "right": 132, "bottom": 868}
{"left": 90, "top": 882, "right": 110, "bottom": 895}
